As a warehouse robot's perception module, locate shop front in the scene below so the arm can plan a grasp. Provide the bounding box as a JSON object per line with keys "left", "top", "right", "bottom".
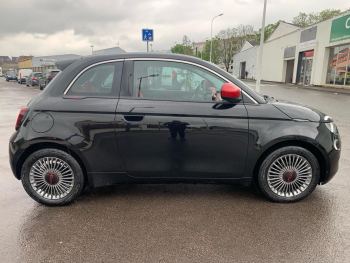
{"left": 297, "top": 50, "right": 314, "bottom": 85}
{"left": 326, "top": 14, "right": 350, "bottom": 87}
{"left": 326, "top": 44, "right": 350, "bottom": 86}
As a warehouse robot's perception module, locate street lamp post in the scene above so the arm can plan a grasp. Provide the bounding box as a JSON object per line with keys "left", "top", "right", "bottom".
{"left": 255, "top": 0, "right": 267, "bottom": 93}
{"left": 210, "top": 13, "right": 223, "bottom": 63}
{"left": 90, "top": 45, "right": 94, "bottom": 55}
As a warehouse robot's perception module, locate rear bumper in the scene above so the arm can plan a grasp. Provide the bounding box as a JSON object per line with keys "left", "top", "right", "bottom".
{"left": 9, "top": 132, "right": 23, "bottom": 180}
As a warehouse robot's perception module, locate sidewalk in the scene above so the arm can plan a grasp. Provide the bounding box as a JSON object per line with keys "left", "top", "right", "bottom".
{"left": 243, "top": 79, "right": 350, "bottom": 95}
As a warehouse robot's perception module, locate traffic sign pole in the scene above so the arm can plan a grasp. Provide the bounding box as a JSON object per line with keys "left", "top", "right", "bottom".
{"left": 142, "top": 29, "right": 153, "bottom": 53}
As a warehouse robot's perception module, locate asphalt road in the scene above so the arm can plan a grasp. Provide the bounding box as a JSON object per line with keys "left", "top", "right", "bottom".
{"left": 0, "top": 78, "right": 349, "bottom": 263}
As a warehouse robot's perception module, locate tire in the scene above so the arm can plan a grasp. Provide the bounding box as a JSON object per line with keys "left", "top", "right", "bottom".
{"left": 21, "top": 149, "right": 85, "bottom": 206}
{"left": 257, "top": 146, "right": 320, "bottom": 203}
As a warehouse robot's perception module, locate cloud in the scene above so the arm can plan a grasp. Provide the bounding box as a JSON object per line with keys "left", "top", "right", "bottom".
{"left": 0, "top": 0, "right": 349, "bottom": 56}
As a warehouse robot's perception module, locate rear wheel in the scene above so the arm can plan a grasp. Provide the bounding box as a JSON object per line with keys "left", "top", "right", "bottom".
{"left": 258, "top": 146, "right": 320, "bottom": 202}
{"left": 21, "top": 149, "right": 85, "bottom": 206}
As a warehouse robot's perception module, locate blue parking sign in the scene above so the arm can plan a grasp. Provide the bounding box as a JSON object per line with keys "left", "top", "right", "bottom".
{"left": 142, "top": 29, "right": 154, "bottom": 42}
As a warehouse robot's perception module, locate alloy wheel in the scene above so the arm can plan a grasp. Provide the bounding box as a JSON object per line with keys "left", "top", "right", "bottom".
{"left": 267, "top": 154, "right": 313, "bottom": 197}
{"left": 29, "top": 157, "right": 75, "bottom": 200}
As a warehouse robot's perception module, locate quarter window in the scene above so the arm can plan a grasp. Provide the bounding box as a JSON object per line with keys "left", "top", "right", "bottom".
{"left": 132, "top": 61, "right": 225, "bottom": 102}
{"left": 67, "top": 63, "right": 121, "bottom": 96}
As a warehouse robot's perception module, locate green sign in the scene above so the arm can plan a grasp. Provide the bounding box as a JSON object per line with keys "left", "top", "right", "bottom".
{"left": 330, "top": 14, "right": 350, "bottom": 42}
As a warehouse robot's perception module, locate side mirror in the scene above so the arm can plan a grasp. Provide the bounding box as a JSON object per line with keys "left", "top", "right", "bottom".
{"left": 220, "top": 82, "right": 241, "bottom": 103}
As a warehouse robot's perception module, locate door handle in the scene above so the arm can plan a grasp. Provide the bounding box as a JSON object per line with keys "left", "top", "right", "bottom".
{"left": 123, "top": 115, "right": 144, "bottom": 122}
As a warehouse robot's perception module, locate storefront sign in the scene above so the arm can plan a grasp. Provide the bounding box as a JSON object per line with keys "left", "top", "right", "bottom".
{"left": 330, "top": 14, "right": 350, "bottom": 42}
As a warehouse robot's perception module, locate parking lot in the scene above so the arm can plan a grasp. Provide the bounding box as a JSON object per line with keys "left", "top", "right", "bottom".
{"left": 0, "top": 78, "right": 349, "bottom": 262}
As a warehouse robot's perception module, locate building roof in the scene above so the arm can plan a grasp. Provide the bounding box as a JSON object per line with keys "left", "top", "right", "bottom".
{"left": 266, "top": 21, "right": 300, "bottom": 42}
{"left": 92, "top": 47, "right": 126, "bottom": 56}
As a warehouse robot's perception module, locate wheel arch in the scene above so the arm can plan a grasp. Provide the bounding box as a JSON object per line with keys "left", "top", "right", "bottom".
{"left": 16, "top": 142, "right": 89, "bottom": 186}
{"left": 253, "top": 139, "right": 328, "bottom": 185}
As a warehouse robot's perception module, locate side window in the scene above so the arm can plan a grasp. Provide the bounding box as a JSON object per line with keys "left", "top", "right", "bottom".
{"left": 132, "top": 61, "right": 225, "bottom": 102}
{"left": 67, "top": 62, "right": 122, "bottom": 96}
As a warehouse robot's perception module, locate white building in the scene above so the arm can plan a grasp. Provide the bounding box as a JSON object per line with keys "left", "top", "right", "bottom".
{"left": 232, "top": 11, "right": 350, "bottom": 88}
{"left": 231, "top": 41, "right": 258, "bottom": 79}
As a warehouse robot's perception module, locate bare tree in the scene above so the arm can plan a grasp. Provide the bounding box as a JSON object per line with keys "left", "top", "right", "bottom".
{"left": 217, "top": 28, "right": 238, "bottom": 72}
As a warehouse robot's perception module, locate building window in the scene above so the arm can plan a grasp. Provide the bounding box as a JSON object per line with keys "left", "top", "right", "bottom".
{"left": 326, "top": 44, "right": 350, "bottom": 86}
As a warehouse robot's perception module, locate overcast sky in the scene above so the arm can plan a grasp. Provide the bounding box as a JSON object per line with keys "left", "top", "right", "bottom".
{"left": 0, "top": 0, "right": 349, "bottom": 57}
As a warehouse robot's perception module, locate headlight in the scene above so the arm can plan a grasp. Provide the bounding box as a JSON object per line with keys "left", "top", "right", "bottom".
{"left": 324, "top": 116, "right": 338, "bottom": 134}
{"left": 325, "top": 122, "right": 336, "bottom": 133}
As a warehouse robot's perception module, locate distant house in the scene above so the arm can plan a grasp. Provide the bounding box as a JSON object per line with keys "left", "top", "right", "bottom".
{"left": 0, "top": 56, "right": 19, "bottom": 71}
{"left": 18, "top": 56, "right": 34, "bottom": 69}
{"left": 0, "top": 56, "right": 12, "bottom": 64}
{"left": 232, "top": 41, "right": 259, "bottom": 79}
{"left": 92, "top": 47, "right": 126, "bottom": 56}
{"left": 192, "top": 41, "right": 206, "bottom": 56}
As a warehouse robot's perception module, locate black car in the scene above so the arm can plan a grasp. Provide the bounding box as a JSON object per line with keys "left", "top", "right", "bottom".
{"left": 26, "top": 72, "right": 43, "bottom": 86}
{"left": 5, "top": 71, "right": 17, "bottom": 82}
{"left": 39, "top": 69, "right": 61, "bottom": 90}
{"left": 9, "top": 53, "right": 341, "bottom": 206}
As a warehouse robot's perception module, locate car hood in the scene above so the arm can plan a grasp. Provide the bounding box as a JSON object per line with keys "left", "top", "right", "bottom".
{"left": 271, "top": 100, "right": 327, "bottom": 122}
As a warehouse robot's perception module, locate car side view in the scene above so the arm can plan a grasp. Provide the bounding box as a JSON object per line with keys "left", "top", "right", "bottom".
{"left": 9, "top": 53, "right": 341, "bottom": 206}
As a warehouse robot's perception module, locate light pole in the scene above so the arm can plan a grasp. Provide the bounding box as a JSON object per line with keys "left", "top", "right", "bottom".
{"left": 255, "top": 0, "right": 267, "bottom": 93}
{"left": 210, "top": 13, "right": 223, "bottom": 63}
{"left": 90, "top": 45, "right": 94, "bottom": 55}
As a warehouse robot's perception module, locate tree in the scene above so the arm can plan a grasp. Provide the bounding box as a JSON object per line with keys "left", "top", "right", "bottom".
{"left": 201, "top": 39, "right": 221, "bottom": 64}
{"left": 292, "top": 9, "right": 342, "bottom": 27}
{"left": 217, "top": 28, "right": 238, "bottom": 71}
{"left": 170, "top": 35, "right": 194, "bottom": 55}
{"left": 253, "top": 22, "right": 279, "bottom": 42}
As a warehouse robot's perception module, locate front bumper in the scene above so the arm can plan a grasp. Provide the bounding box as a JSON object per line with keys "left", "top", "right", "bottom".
{"left": 319, "top": 121, "right": 341, "bottom": 184}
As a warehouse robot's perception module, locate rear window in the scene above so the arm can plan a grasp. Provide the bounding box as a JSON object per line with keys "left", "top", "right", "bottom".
{"left": 66, "top": 62, "right": 122, "bottom": 97}
{"left": 34, "top": 73, "right": 42, "bottom": 77}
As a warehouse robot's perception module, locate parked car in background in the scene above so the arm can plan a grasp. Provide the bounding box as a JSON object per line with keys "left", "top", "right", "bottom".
{"left": 39, "top": 69, "right": 60, "bottom": 90}
{"left": 17, "top": 69, "right": 32, "bottom": 84}
{"left": 26, "top": 72, "right": 43, "bottom": 86}
{"left": 9, "top": 53, "right": 341, "bottom": 206}
{"left": 5, "top": 70, "right": 17, "bottom": 82}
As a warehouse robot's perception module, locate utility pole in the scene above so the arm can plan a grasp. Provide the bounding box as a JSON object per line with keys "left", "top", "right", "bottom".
{"left": 210, "top": 13, "right": 223, "bottom": 63}
{"left": 255, "top": 0, "right": 267, "bottom": 93}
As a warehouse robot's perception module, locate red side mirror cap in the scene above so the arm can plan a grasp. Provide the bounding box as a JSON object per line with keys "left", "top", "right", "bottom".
{"left": 221, "top": 83, "right": 241, "bottom": 102}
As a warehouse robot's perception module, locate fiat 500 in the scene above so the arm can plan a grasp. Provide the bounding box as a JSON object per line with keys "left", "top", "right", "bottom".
{"left": 9, "top": 53, "right": 341, "bottom": 205}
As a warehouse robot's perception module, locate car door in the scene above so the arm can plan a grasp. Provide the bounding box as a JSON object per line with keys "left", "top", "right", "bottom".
{"left": 115, "top": 59, "right": 249, "bottom": 179}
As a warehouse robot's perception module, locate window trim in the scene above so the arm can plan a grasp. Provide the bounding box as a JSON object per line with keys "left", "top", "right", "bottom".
{"left": 63, "top": 58, "right": 257, "bottom": 104}
{"left": 63, "top": 59, "right": 124, "bottom": 96}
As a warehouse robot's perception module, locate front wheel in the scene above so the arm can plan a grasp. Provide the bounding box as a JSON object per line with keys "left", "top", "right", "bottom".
{"left": 257, "top": 146, "right": 320, "bottom": 202}
{"left": 21, "top": 149, "right": 85, "bottom": 206}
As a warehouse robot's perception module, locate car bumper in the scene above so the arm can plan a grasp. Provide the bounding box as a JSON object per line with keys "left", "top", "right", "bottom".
{"left": 319, "top": 123, "right": 341, "bottom": 185}
{"left": 9, "top": 132, "right": 25, "bottom": 180}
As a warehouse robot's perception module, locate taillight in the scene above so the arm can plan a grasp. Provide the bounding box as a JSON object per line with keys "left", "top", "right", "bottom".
{"left": 15, "top": 107, "right": 29, "bottom": 130}
{"left": 32, "top": 77, "right": 37, "bottom": 81}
